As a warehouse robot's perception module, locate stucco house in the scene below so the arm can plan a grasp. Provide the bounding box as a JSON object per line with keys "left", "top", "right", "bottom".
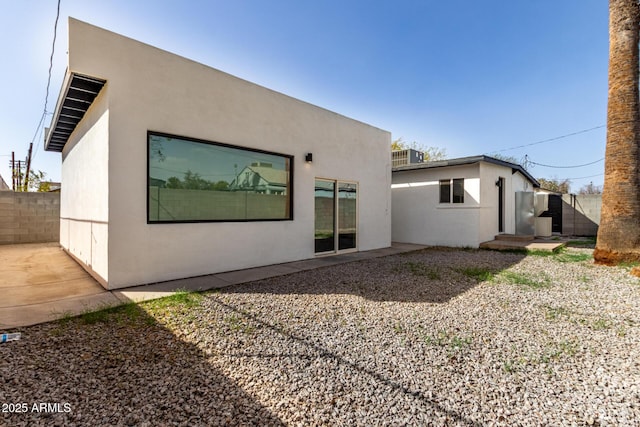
{"left": 391, "top": 155, "right": 540, "bottom": 248}
{"left": 229, "top": 162, "right": 288, "bottom": 194}
{"left": 45, "top": 18, "right": 391, "bottom": 289}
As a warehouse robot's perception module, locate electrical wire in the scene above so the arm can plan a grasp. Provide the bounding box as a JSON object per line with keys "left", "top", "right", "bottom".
{"left": 564, "top": 173, "right": 604, "bottom": 180}
{"left": 44, "top": 0, "right": 61, "bottom": 117}
{"left": 29, "top": 113, "right": 48, "bottom": 162}
{"left": 31, "top": 0, "right": 61, "bottom": 164}
{"left": 486, "top": 124, "right": 605, "bottom": 154}
{"left": 528, "top": 157, "right": 604, "bottom": 168}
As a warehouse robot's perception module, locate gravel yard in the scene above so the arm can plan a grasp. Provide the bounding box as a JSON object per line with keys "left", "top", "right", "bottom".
{"left": 2, "top": 247, "right": 639, "bottom": 426}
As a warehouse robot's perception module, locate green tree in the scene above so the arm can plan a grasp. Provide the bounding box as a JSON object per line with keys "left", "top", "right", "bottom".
{"left": 166, "top": 176, "right": 183, "bottom": 189}
{"left": 211, "top": 180, "right": 229, "bottom": 191}
{"left": 166, "top": 172, "right": 229, "bottom": 191}
{"left": 183, "top": 170, "right": 211, "bottom": 190}
{"left": 391, "top": 137, "right": 447, "bottom": 161}
{"left": 537, "top": 177, "right": 571, "bottom": 194}
{"left": 20, "top": 170, "right": 50, "bottom": 192}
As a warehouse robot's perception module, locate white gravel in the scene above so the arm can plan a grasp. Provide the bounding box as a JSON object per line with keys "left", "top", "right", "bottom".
{"left": 1, "top": 247, "right": 639, "bottom": 426}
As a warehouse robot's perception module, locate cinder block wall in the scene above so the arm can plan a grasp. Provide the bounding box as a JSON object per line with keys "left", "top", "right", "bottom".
{"left": 561, "top": 194, "right": 601, "bottom": 237}
{"left": 0, "top": 192, "right": 60, "bottom": 244}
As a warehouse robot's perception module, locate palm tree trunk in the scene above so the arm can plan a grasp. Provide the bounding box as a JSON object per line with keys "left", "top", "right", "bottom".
{"left": 594, "top": 0, "right": 640, "bottom": 264}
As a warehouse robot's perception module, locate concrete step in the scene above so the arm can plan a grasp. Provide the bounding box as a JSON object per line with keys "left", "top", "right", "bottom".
{"left": 494, "top": 234, "right": 534, "bottom": 242}
{"left": 480, "top": 239, "right": 565, "bottom": 252}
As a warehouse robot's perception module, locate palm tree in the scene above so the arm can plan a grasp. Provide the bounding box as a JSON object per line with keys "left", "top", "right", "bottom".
{"left": 594, "top": 0, "right": 640, "bottom": 265}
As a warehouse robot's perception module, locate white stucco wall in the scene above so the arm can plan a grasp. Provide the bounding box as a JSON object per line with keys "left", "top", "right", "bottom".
{"left": 391, "top": 164, "right": 481, "bottom": 247}
{"left": 478, "top": 162, "right": 533, "bottom": 243}
{"left": 65, "top": 18, "right": 391, "bottom": 289}
{"left": 60, "top": 83, "right": 109, "bottom": 285}
{"left": 392, "top": 161, "right": 534, "bottom": 248}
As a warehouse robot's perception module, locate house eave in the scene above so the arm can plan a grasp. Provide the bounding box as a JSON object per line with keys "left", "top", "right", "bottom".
{"left": 44, "top": 71, "right": 106, "bottom": 152}
{"left": 392, "top": 154, "right": 540, "bottom": 188}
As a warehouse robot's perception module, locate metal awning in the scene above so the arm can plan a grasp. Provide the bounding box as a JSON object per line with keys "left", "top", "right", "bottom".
{"left": 45, "top": 72, "right": 106, "bottom": 152}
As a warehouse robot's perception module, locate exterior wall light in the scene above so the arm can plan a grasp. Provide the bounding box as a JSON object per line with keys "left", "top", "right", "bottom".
{"left": 305, "top": 153, "right": 313, "bottom": 162}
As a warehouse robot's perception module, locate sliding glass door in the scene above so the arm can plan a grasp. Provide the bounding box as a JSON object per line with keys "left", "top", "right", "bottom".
{"left": 338, "top": 182, "right": 357, "bottom": 250}
{"left": 315, "top": 179, "right": 357, "bottom": 254}
{"left": 314, "top": 180, "right": 336, "bottom": 253}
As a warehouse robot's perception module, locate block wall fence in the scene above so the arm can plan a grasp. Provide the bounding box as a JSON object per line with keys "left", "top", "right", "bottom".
{"left": 0, "top": 192, "right": 60, "bottom": 244}
{"left": 561, "top": 194, "right": 601, "bottom": 237}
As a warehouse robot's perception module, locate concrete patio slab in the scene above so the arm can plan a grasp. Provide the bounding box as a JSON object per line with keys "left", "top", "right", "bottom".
{"left": 0, "top": 278, "right": 106, "bottom": 308}
{"left": 0, "top": 292, "right": 121, "bottom": 329}
{"left": 0, "top": 242, "right": 115, "bottom": 328}
{"left": 214, "top": 264, "right": 306, "bottom": 285}
{"left": 113, "top": 275, "right": 232, "bottom": 303}
{"left": 0, "top": 242, "right": 89, "bottom": 288}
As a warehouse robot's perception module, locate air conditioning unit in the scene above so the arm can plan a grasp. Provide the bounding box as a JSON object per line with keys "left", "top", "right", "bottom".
{"left": 392, "top": 149, "right": 424, "bottom": 168}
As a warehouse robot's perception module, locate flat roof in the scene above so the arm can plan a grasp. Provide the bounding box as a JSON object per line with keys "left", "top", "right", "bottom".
{"left": 45, "top": 72, "right": 106, "bottom": 152}
{"left": 392, "top": 154, "right": 540, "bottom": 187}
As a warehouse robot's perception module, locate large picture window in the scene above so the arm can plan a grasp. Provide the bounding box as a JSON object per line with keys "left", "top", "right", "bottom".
{"left": 148, "top": 132, "right": 293, "bottom": 222}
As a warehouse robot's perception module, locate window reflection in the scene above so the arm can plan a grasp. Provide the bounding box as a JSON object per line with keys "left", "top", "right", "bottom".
{"left": 338, "top": 183, "right": 357, "bottom": 250}
{"left": 314, "top": 180, "right": 335, "bottom": 253}
{"left": 148, "top": 133, "right": 292, "bottom": 222}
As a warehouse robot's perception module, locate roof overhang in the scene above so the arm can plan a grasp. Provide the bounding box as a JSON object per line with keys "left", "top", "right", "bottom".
{"left": 44, "top": 72, "right": 106, "bottom": 152}
{"left": 392, "top": 155, "right": 540, "bottom": 188}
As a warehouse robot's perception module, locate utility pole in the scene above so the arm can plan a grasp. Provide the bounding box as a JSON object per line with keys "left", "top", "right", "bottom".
{"left": 16, "top": 160, "right": 23, "bottom": 191}
{"left": 24, "top": 142, "right": 33, "bottom": 192}
{"left": 10, "top": 151, "right": 15, "bottom": 191}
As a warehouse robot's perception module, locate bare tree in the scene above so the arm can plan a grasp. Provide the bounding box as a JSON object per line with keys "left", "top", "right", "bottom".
{"left": 578, "top": 182, "right": 603, "bottom": 195}
{"left": 537, "top": 177, "right": 571, "bottom": 194}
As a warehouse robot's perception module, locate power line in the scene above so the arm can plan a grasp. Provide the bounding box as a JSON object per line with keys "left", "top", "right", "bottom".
{"left": 528, "top": 157, "right": 604, "bottom": 169}
{"left": 31, "top": 112, "right": 52, "bottom": 162}
{"left": 31, "top": 0, "right": 61, "bottom": 164}
{"left": 564, "top": 173, "right": 604, "bottom": 180}
{"left": 486, "top": 124, "right": 605, "bottom": 154}
{"left": 44, "top": 0, "right": 61, "bottom": 117}
{"left": 29, "top": 113, "right": 48, "bottom": 162}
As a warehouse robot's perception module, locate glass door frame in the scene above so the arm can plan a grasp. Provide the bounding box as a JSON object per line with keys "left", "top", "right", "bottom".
{"left": 314, "top": 178, "right": 359, "bottom": 256}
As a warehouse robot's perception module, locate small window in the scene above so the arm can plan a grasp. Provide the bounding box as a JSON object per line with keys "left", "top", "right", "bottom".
{"left": 453, "top": 179, "right": 464, "bottom": 203}
{"left": 439, "top": 180, "right": 451, "bottom": 203}
{"left": 439, "top": 178, "right": 464, "bottom": 204}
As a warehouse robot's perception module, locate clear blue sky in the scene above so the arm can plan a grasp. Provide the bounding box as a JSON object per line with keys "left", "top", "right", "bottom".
{"left": 0, "top": 0, "right": 609, "bottom": 192}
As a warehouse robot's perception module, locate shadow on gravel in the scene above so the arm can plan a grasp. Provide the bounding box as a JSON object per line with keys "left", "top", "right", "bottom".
{"left": 0, "top": 303, "right": 284, "bottom": 427}
{"left": 211, "top": 296, "right": 486, "bottom": 426}
{"left": 225, "top": 248, "right": 527, "bottom": 303}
